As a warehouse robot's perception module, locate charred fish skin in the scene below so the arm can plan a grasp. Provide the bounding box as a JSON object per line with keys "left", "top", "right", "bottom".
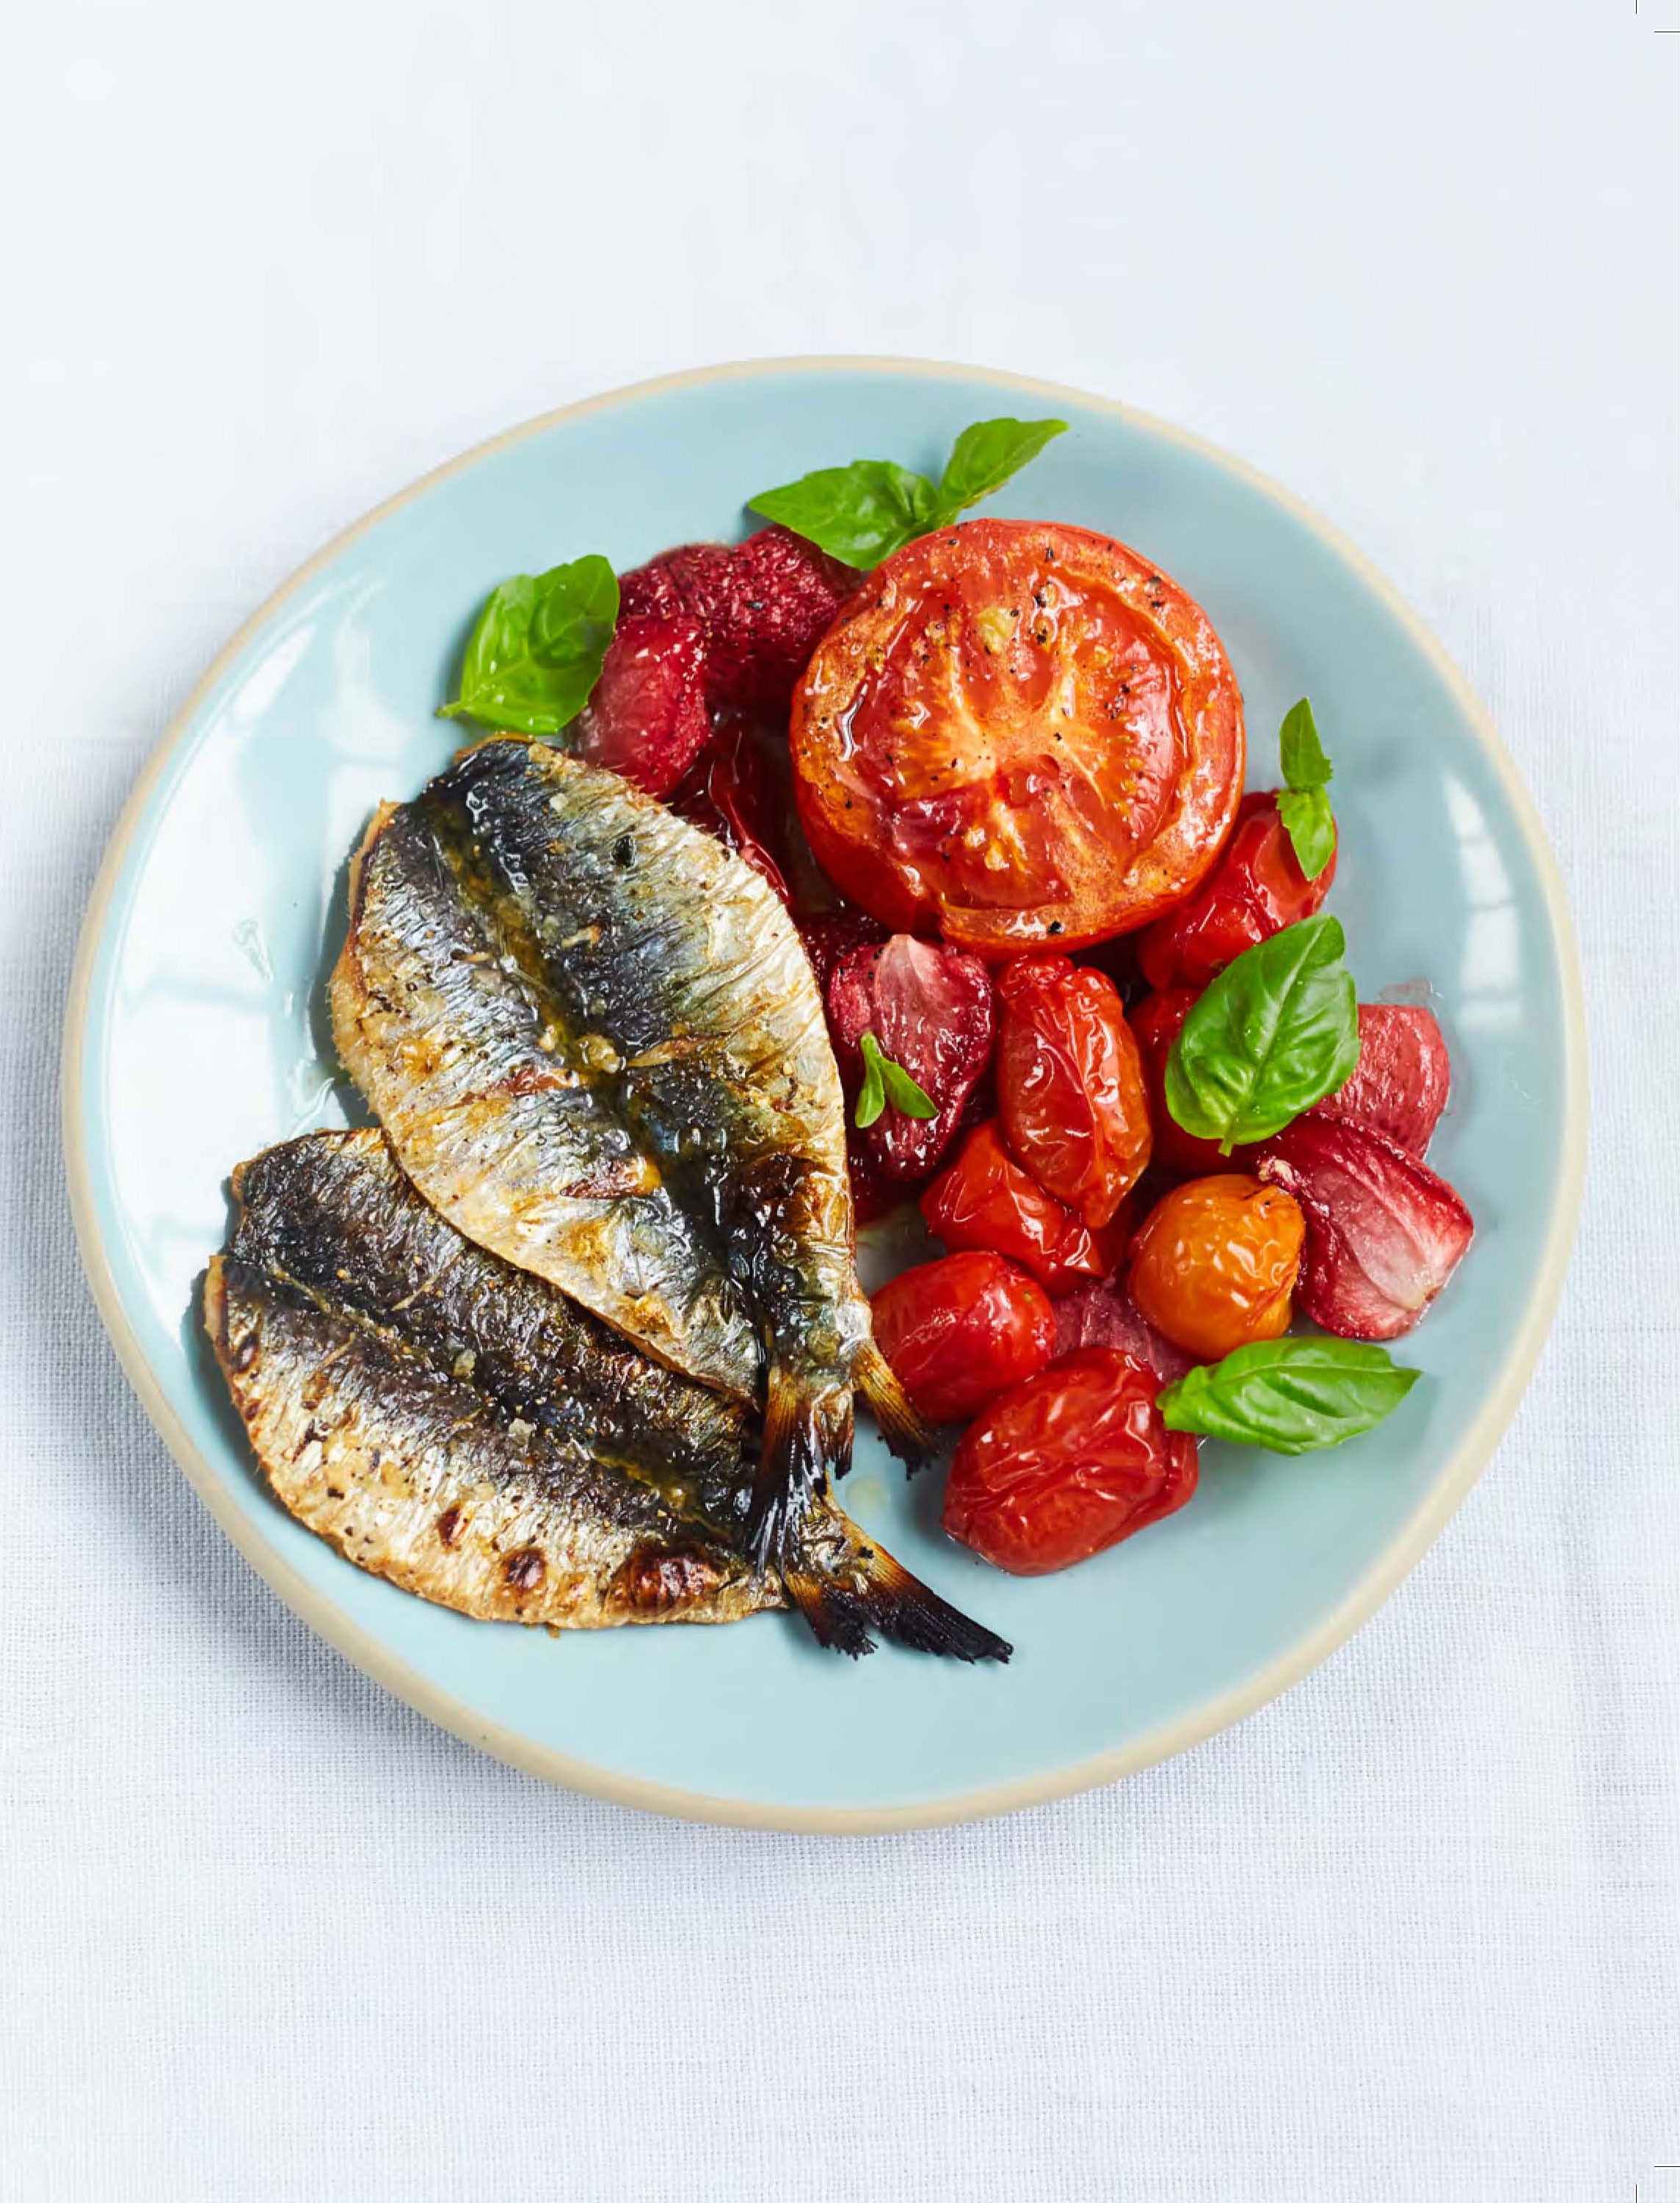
{"left": 438, "top": 739, "right": 931, "bottom": 1565}
{"left": 206, "top": 1254, "right": 780, "bottom": 1630}
{"left": 217, "top": 1130, "right": 1008, "bottom": 1663}
{"left": 331, "top": 791, "right": 758, "bottom": 1396}
{"left": 230, "top": 1129, "right": 751, "bottom": 1529}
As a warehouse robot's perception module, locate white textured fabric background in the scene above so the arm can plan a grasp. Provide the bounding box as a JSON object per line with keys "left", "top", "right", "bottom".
{"left": 3, "top": 3, "right": 1677, "bottom": 2197}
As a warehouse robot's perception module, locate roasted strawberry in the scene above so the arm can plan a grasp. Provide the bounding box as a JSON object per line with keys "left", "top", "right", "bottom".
{"left": 1052, "top": 1279, "right": 1193, "bottom": 1385}
{"left": 572, "top": 612, "right": 712, "bottom": 799}
{"left": 828, "top": 934, "right": 994, "bottom": 1182}
{"left": 617, "top": 526, "right": 857, "bottom": 716}
{"left": 1257, "top": 1114, "right": 1473, "bottom": 1340}
{"left": 796, "top": 906, "right": 889, "bottom": 998}
{"left": 1316, "top": 1003, "right": 1452, "bottom": 1156}
{"left": 846, "top": 1130, "right": 907, "bottom": 1224}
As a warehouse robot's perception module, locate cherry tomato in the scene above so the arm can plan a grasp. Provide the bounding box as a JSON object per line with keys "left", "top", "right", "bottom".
{"left": 942, "top": 1348, "right": 1199, "bottom": 1575}
{"left": 1126, "top": 1174, "right": 1305, "bottom": 1362}
{"left": 920, "top": 1121, "right": 1123, "bottom": 1297}
{"left": 1136, "top": 791, "right": 1337, "bottom": 993}
{"left": 871, "top": 1252, "right": 1056, "bottom": 1423}
{"left": 1128, "top": 986, "right": 1238, "bottom": 1177}
{"left": 996, "top": 954, "right": 1152, "bottom": 1227}
{"left": 790, "top": 519, "right": 1245, "bottom": 957}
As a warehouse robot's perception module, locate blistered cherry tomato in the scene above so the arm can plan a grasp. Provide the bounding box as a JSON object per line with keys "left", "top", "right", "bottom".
{"left": 1136, "top": 791, "right": 1337, "bottom": 993}
{"left": 920, "top": 1122, "right": 1122, "bottom": 1297}
{"left": 871, "top": 1252, "right": 1056, "bottom": 1423}
{"left": 1126, "top": 1174, "right": 1305, "bottom": 1362}
{"left": 1127, "top": 987, "right": 1237, "bottom": 1177}
{"left": 791, "top": 520, "right": 1245, "bottom": 955}
{"left": 942, "top": 1348, "right": 1199, "bottom": 1575}
{"left": 996, "top": 955, "right": 1152, "bottom": 1228}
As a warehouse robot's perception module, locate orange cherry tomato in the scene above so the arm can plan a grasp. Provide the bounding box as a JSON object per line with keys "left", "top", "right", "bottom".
{"left": 790, "top": 520, "right": 1246, "bottom": 956}
{"left": 920, "top": 1121, "right": 1123, "bottom": 1297}
{"left": 942, "top": 1348, "right": 1199, "bottom": 1575}
{"left": 1126, "top": 1174, "right": 1305, "bottom": 1362}
{"left": 1128, "top": 986, "right": 1239, "bottom": 1178}
{"left": 871, "top": 1252, "right": 1057, "bottom": 1423}
{"left": 1136, "top": 791, "right": 1336, "bottom": 993}
{"left": 995, "top": 955, "right": 1152, "bottom": 1229}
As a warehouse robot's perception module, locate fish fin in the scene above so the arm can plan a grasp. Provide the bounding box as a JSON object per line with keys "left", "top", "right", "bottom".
{"left": 855, "top": 1340, "right": 937, "bottom": 1470}
{"left": 744, "top": 1362, "right": 852, "bottom": 1574}
{"left": 786, "top": 1506, "right": 1011, "bottom": 1665}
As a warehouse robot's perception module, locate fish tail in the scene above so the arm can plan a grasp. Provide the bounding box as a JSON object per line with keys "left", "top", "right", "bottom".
{"left": 743, "top": 1361, "right": 852, "bottom": 1575}
{"left": 785, "top": 1501, "right": 1011, "bottom": 1665}
{"left": 855, "top": 1340, "right": 937, "bottom": 1469}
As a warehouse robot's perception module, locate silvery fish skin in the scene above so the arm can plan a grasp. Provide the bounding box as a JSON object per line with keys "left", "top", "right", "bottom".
{"left": 206, "top": 1134, "right": 778, "bottom": 1632}
{"left": 208, "top": 1131, "right": 1009, "bottom": 1661}
{"left": 332, "top": 738, "right": 931, "bottom": 1574}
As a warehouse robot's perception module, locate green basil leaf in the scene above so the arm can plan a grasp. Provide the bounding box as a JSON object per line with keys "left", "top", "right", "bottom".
{"left": 441, "top": 555, "right": 619, "bottom": 736}
{"left": 748, "top": 416, "right": 1066, "bottom": 567}
{"left": 1278, "top": 784, "right": 1337, "bottom": 881}
{"left": 749, "top": 460, "right": 945, "bottom": 568}
{"left": 1157, "top": 1337, "right": 1420, "bottom": 1454}
{"left": 935, "top": 416, "right": 1068, "bottom": 515}
{"left": 1279, "top": 697, "right": 1332, "bottom": 788}
{"left": 878, "top": 1053, "right": 939, "bottom": 1119}
{"left": 855, "top": 1033, "right": 888, "bottom": 1128}
{"left": 1164, "top": 913, "right": 1359, "bottom": 1151}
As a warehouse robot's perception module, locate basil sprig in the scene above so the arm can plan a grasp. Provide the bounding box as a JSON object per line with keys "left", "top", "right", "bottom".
{"left": 1158, "top": 1338, "right": 1419, "bottom": 1454}
{"left": 441, "top": 555, "right": 619, "bottom": 736}
{"left": 749, "top": 416, "right": 1068, "bottom": 569}
{"left": 1165, "top": 913, "right": 1359, "bottom": 1153}
{"left": 855, "top": 1033, "right": 938, "bottom": 1128}
{"left": 1276, "top": 697, "right": 1337, "bottom": 880}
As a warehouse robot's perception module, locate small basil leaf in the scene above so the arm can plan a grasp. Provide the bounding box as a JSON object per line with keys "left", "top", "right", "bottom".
{"left": 878, "top": 1053, "right": 939, "bottom": 1119}
{"left": 1278, "top": 784, "right": 1337, "bottom": 881}
{"left": 441, "top": 556, "right": 619, "bottom": 736}
{"left": 1157, "top": 1337, "right": 1420, "bottom": 1455}
{"left": 749, "top": 460, "right": 945, "bottom": 568}
{"left": 1164, "top": 913, "right": 1359, "bottom": 1151}
{"left": 935, "top": 417, "right": 1068, "bottom": 516}
{"left": 1279, "top": 697, "right": 1332, "bottom": 789}
{"left": 855, "top": 1033, "right": 888, "bottom": 1128}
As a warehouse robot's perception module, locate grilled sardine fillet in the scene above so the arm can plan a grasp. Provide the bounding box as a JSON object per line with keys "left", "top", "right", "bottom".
{"left": 207, "top": 1132, "right": 1010, "bottom": 1660}
{"left": 332, "top": 738, "right": 931, "bottom": 1576}
{"left": 206, "top": 1131, "right": 777, "bottom": 1630}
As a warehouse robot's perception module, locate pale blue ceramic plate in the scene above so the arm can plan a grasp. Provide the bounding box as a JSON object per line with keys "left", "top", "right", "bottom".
{"left": 63, "top": 361, "right": 1586, "bottom": 1829}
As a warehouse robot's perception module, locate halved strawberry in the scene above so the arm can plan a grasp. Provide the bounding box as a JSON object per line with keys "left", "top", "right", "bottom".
{"left": 572, "top": 612, "right": 711, "bottom": 799}
{"left": 828, "top": 934, "right": 995, "bottom": 1183}
{"left": 1316, "top": 1003, "right": 1452, "bottom": 1156}
{"left": 1052, "top": 1280, "right": 1193, "bottom": 1385}
{"left": 1257, "top": 1114, "right": 1473, "bottom": 1340}
{"left": 797, "top": 906, "right": 889, "bottom": 998}
{"left": 617, "top": 526, "right": 858, "bottom": 716}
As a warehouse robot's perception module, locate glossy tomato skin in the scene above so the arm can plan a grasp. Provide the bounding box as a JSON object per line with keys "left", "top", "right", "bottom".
{"left": 1126, "top": 1173, "right": 1305, "bottom": 1362}
{"left": 942, "top": 1348, "right": 1199, "bottom": 1575}
{"left": 871, "top": 1252, "right": 1056, "bottom": 1423}
{"left": 997, "top": 955, "right": 1152, "bottom": 1228}
{"left": 920, "top": 1121, "right": 1124, "bottom": 1297}
{"left": 1136, "top": 791, "right": 1336, "bottom": 993}
{"left": 1128, "top": 987, "right": 1243, "bottom": 1178}
{"left": 791, "top": 520, "right": 1246, "bottom": 957}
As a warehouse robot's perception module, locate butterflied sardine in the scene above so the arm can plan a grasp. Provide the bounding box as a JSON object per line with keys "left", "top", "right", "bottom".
{"left": 208, "top": 1131, "right": 1009, "bottom": 1659}
{"left": 332, "top": 738, "right": 932, "bottom": 1582}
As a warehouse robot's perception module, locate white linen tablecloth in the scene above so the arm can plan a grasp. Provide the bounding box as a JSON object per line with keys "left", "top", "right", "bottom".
{"left": 3, "top": 2, "right": 1676, "bottom": 2196}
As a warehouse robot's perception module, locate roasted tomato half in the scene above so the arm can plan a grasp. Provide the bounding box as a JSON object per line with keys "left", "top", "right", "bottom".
{"left": 1136, "top": 790, "right": 1335, "bottom": 993}
{"left": 942, "top": 1348, "right": 1199, "bottom": 1575}
{"left": 790, "top": 519, "right": 1246, "bottom": 956}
